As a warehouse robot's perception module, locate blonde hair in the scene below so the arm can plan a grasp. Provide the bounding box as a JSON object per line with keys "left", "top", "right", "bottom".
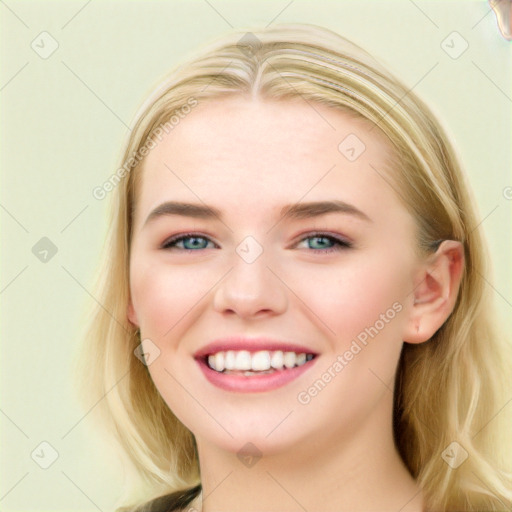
{"left": 72, "top": 23, "right": 512, "bottom": 511}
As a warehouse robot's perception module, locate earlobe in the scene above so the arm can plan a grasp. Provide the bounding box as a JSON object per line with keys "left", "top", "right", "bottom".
{"left": 403, "top": 240, "right": 465, "bottom": 344}
{"left": 127, "top": 299, "right": 139, "bottom": 328}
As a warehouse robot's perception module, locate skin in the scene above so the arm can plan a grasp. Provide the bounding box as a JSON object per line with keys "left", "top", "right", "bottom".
{"left": 127, "top": 96, "right": 464, "bottom": 512}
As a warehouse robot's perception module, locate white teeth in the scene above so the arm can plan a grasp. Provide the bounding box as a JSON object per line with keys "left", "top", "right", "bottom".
{"left": 224, "top": 350, "right": 236, "bottom": 370}
{"left": 270, "top": 350, "right": 284, "bottom": 370}
{"left": 214, "top": 352, "right": 225, "bottom": 372}
{"left": 235, "top": 350, "right": 252, "bottom": 370}
{"left": 283, "top": 351, "right": 297, "bottom": 369}
{"left": 251, "top": 351, "right": 271, "bottom": 371}
{"left": 206, "top": 349, "right": 314, "bottom": 373}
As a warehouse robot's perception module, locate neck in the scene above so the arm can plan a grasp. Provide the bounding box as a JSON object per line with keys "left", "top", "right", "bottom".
{"left": 191, "top": 392, "right": 424, "bottom": 512}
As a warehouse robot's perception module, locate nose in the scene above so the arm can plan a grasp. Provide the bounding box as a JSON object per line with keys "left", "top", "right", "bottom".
{"left": 212, "top": 242, "right": 288, "bottom": 319}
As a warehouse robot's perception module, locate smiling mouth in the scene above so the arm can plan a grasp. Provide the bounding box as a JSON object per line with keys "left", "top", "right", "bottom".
{"left": 201, "top": 349, "right": 317, "bottom": 376}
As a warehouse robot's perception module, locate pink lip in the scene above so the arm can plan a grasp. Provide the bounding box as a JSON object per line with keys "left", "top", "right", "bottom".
{"left": 195, "top": 355, "right": 319, "bottom": 393}
{"left": 193, "top": 337, "right": 318, "bottom": 359}
{"left": 193, "top": 336, "right": 319, "bottom": 393}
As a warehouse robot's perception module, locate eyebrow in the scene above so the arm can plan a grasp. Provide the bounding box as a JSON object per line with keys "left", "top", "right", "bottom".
{"left": 142, "top": 199, "right": 372, "bottom": 228}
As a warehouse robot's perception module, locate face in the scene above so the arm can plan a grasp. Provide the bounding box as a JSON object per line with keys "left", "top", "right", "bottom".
{"left": 127, "top": 95, "right": 422, "bottom": 457}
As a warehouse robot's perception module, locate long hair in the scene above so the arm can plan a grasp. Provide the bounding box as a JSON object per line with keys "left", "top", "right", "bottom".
{"left": 72, "top": 23, "right": 512, "bottom": 511}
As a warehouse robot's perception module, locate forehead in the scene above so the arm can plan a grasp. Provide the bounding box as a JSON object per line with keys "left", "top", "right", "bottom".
{"left": 135, "top": 96, "right": 399, "bottom": 225}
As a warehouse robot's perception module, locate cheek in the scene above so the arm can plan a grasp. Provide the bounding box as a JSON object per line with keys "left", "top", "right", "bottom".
{"left": 289, "top": 252, "right": 409, "bottom": 345}
{"left": 289, "top": 255, "right": 409, "bottom": 425}
{"left": 130, "top": 257, "right": 208, "bottom": 339}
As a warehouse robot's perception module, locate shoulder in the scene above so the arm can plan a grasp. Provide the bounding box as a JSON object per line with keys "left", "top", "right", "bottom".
{"left": 116, "top": 484, "right": 202, "bottom": 512}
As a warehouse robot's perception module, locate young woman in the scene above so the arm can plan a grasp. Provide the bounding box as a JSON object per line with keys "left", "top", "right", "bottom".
{"left": 74, "top": 23, "right": 512, "bottom": 512}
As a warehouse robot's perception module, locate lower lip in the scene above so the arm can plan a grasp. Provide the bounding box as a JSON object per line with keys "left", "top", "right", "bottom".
{"left": 195, "top": 356, "right": 319, "bottom": 393}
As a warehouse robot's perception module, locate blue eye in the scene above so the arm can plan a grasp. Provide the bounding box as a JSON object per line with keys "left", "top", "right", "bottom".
{"left": 297, "top": 233, "right": 352, "bottom": 253}
{"left": 161, "top": 234, "right": 216, "bottom": 251}
{"left": 160, "top": 232, "right": 352, "bottom": 253}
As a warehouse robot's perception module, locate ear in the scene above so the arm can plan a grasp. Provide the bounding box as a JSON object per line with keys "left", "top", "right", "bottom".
{"left": 403, "top": 240, "right": 465, "bottom": 344}
{"left": 127, "top": 298, "right": 139, "bottom": 328}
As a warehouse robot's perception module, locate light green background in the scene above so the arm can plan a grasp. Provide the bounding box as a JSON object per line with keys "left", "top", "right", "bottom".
{"left": 1, "top": 1, "right": 510, "bottom": 511}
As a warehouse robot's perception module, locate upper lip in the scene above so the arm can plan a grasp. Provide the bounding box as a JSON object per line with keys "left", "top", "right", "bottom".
{"left": 194, "top": 337, "right": 319, "bottom": 359}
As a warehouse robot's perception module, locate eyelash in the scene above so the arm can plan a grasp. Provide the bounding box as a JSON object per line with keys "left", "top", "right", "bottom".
{"left": 160, "top": 232, "right": 353, "bottom": 254}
